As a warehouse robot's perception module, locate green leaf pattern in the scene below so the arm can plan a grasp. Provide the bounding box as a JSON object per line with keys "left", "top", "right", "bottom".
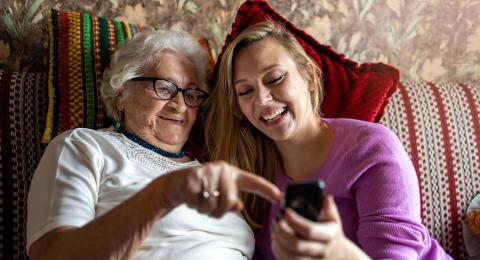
{"left": 0, "top": 0, "right": 479, "bottom": 82}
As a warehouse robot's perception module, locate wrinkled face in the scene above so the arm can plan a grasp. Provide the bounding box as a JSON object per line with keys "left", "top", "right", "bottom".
{"left": 233, "top": 38, "right": 314, "bottom": 142}
{"left": 117, "top": 51, "right": 200, "bottom": 151}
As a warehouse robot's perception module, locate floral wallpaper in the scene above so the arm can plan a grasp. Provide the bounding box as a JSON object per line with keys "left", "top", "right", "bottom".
{"left": 1, "top": 0, "right": 479, "bottom": 82}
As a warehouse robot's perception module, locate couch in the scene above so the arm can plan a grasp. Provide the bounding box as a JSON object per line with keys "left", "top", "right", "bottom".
{"left": 0, "top": 3, "right": 479, "bottom": 260}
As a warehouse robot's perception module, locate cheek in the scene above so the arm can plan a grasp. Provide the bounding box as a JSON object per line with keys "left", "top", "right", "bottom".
{"left": 237, "top": 99, "right": 257, "bottom": 124}
{"left": 186, "top": 109, "right": 198, "bottom": 125}
{"left": 129, "top": 94, "right": 157, "bottom": 110}
{"left": 237, "top": 99, "right": 250, "bottom": 117}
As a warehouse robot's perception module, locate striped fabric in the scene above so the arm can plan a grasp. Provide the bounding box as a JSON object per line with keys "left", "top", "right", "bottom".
{"left": 42, "top": 9, "right": 146, "bottom": 143}
{"left": 380, "top": 81, "right": 480, "bottom": 260}
{"left": 0, "top": 70, "right": 48, "bottom": 260}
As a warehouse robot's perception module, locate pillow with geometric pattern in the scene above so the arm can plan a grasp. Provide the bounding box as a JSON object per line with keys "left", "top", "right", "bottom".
{"left": 42, "top": 9, "right": 150, "bottom": 143}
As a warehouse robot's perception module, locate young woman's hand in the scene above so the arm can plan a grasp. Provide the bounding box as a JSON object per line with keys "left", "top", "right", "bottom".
{"left": 271, "top": 195, "right": 370, "bottom": 260}
{"left": 154, "top": 160, "right": 283, "bottom": 218}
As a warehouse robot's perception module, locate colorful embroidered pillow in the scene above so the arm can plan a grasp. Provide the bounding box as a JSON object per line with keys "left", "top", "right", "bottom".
{"left": 42, "top": 9, "right": 147, "bottom": 143}
{"left": 220, "top": 0, "right": 400, "bottom": 121}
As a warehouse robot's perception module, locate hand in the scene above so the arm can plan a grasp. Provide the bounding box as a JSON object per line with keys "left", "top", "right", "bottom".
{"left": 154, "top": 160, "right": 283, "bottom": 218}
{"left": 272, "top": 195, "right": 369, "bottom": 260}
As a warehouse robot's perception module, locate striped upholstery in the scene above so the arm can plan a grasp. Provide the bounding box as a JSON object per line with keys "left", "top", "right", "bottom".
{"left": 380, "top": 81, "right": 480, "bottom": 260}
{"left": 0, "top": 70, "right": 48, "bottom": 260}
{"left": 42, "top": 9, "right": 147, "bottom": 143}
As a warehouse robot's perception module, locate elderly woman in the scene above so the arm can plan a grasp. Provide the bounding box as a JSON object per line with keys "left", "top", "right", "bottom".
{"left": 26, "top": 30, "right": 282, "bottom": 260}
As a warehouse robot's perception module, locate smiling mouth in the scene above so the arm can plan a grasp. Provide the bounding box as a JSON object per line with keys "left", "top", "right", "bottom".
{"left": 160, "top": 116, "right": 184, "bottom": 123}
{"left": 261, "top": 107, "right": 287, "bottom": 122}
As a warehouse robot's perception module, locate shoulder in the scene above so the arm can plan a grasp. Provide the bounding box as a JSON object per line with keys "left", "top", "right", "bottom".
{"left": 328, "top": 119, "right": 416, "bottom": 183}
{"left": 326, "top": 118, "right": 411, "bottom": 173}
{"left": 49, "top": 128, "right": 114, "bottom": 145}
{"left": 45, "top": 128, "right": 119, "bottom": 156}
{"left": 326, "top": 118, "right": 400, "bottom": 149}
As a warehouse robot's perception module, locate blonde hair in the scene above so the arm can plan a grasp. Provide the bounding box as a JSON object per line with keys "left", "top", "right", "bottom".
{"left": 205, "top": 21, "right": 324, "bottom": 228}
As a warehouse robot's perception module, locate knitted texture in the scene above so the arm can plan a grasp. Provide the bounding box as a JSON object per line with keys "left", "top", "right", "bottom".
{"left": 0, "top": 70, "right": 48, "bottom": 259}
{"left": 42, "top": 9, "right": 146, "bottom": 143}
{"left": 219, "top": 0, "right": 399, "bottom": 122}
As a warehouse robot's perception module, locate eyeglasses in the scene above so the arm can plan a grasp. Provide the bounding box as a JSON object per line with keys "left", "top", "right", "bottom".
{"left": 130, "top": 77, "right": 209, "bottom": 107}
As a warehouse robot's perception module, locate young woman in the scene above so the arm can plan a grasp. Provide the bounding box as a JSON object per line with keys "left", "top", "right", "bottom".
{"left": 205, "top": 21, "right": 452, "bottom": 260}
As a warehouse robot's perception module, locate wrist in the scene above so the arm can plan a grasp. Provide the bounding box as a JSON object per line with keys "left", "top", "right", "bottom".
{"left": 148, "top": 177, "right": 177, "bottom": 215}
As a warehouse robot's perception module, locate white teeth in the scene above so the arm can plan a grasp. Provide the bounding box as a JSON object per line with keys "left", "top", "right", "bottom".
{"left": 262, "top": 107, "right": 286, "bottom": 121}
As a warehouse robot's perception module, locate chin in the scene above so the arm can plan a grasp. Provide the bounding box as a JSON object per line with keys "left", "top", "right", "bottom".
{"left": 270, "top": 135, "right": 291, "bottom": 143}
{"left": 257, "top": 124, "right": 292, "bottom": 141}
{"left": 259, "top": 130, "right": 289, "bottom": 142}
{"left": 168, "top": 138, "right": 187, "bottom": 146}
{"left": 159, "top": 134, "right": 186, "bottom": 145}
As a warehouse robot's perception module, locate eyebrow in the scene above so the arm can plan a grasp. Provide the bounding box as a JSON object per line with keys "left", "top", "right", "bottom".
{"left": 234, "top": 64, "right": 282, "bottom": 85}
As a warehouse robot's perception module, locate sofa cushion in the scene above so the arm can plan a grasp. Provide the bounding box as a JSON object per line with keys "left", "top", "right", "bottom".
{"left": 0, "top": 70, "right": 48, "bottom": 260}
{"left": 380, "top": 81, "right": 480, "bottom": 260}
{"left": 219, "top": 0, "right": 400, "bottom": 122}
{"left": 41, "top": 9, "right": 149, "bottom": 143}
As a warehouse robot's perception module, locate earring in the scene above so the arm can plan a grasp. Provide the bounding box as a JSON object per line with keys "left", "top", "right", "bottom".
{"left": 114, "top": 111, "right": 122, "bottom": 130}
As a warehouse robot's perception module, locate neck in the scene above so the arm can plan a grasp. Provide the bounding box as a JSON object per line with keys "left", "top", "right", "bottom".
{"left": 116, "top": 126, "right": 187, "bottom": 159}
{"left": 123, "top": 123, "right": 184, "bottom": 155}
{"left": 275, "top": 118, "right": 332, "bottom": 180}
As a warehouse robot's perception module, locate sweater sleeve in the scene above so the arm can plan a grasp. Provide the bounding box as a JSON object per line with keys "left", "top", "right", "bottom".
{"left": 346, "top": 123, "right": 443, "bottom": 259}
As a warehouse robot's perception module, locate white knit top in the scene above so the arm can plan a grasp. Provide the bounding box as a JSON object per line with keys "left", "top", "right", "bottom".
{"left": 27, "top": 128, "right": 254, "bottom": 259}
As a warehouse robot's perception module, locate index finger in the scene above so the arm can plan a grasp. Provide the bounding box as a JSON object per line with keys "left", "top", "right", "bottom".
{"left": 236, "top": 170, "right": 283, "bottom": 203}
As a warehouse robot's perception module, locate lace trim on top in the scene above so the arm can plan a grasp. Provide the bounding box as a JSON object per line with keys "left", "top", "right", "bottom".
{"left": 101, "top": 128, "right": 199, "bottom": 172}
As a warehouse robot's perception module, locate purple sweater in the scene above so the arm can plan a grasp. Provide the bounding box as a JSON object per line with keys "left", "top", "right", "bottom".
{"left": 254, "top": 118, "right": 452, "bottom": 259}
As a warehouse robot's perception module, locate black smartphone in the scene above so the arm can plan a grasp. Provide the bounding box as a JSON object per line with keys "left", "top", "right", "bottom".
{"left": 281, "top": 180, "right": 325, "bottom": 221}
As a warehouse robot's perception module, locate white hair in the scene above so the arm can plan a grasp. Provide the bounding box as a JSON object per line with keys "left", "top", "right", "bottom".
{"left": 100, "top": 29, "right": 209, "bottom": 119}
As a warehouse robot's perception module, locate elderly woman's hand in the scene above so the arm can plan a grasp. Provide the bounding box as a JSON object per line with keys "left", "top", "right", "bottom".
{"left": 271, "top": 195, "right": 370, "bottom": 260}
{"left": 153, "top": 160, "right": 283, "bottom": 218}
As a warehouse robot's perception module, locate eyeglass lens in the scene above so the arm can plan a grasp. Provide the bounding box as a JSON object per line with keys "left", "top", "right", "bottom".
{"left": 154, "top": 79, "right": 206, "bottom": 107}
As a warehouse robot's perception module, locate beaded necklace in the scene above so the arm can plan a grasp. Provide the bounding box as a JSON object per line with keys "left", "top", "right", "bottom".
{"left": 116, "top": 127, "right": 186, "bottom": 158}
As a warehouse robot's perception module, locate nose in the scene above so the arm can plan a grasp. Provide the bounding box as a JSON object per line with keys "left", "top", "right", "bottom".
{"left": 254, "top": 85, "right": 272, "bottom": 106}
{"left": 167, "top": 91, "right": 188, "bottom": 112}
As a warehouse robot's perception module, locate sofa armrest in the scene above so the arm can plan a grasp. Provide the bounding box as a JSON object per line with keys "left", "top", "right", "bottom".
{"left": 380, "top": 81, "right": 480, "bottom": 260}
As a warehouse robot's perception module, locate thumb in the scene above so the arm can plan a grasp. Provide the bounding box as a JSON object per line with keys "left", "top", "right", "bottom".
{"left": 321, "top": 195, "right": 341, "bottom": 223}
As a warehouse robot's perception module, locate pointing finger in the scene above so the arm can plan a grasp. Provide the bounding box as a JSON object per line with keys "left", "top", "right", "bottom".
{"left": 236, "top": 170, "right": 283, "bottom": 203}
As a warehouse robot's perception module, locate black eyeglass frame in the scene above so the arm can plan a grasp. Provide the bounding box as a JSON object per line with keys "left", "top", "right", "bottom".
{"left": 130, "top": 76, "right": 209, "bottom": 107}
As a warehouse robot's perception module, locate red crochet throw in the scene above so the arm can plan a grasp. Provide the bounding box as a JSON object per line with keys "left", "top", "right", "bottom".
{"left": 219, "top": 0, "right": 400, "bottom": 122}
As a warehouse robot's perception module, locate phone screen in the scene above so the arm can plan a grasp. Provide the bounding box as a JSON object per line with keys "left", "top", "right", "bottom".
{"left": 281, "top": 180, "right": 325, "bottom": 221}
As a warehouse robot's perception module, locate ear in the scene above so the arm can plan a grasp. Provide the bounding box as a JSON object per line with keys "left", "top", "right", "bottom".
{"left": 116, "top": 91, "right": 126, "bottom": 113}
